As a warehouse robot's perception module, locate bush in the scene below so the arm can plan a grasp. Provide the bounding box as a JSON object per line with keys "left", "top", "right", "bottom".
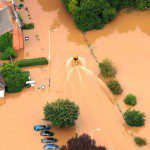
{"left": 22, "top": 23, "right": 34, "bottom": 30}
{"left": 61, "top": 0, "right": 150, "bottom": 31}
{"left": 0, "top": 47, "right": 18, "bottom": 60}
{"left": 43, "top": 99, "right": 80, "bottom": 127}
{"left": 134, "top": 137, "right": 147, "bottom": 146}
{"left": 107, "top": 79, "right": 123, "bottom": 95}
{"left": 19, "top": 4, "right": 24, "bottom": 8}
{"left": 124, "top": 94, "right": 137, "bottom": 106}
{"left": 16, "top": 57, "right": 48, "bottom": 67}
{"left": 99, "top": 59, "right": 116, "bottom": 78}
{"left": 60, "top": 134, "right": 107, "bottom": 150}
{"left": 0, "top": 32, "right": 12, "bottom": 52}
{"left": 1, "top": 63, "right": 29, "bottom": 93}
{"left": 124, "top": 109, "right": 145, "bottom": 127}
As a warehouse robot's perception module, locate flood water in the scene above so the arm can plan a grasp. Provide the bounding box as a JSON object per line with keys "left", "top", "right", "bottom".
{"left": 0, "top": 0, "right": 150, "bottom": 150}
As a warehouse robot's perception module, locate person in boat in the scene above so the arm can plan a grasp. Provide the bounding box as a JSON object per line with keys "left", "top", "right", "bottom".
{"left": 72, "top": 55, "right": 81, "bottom": 66}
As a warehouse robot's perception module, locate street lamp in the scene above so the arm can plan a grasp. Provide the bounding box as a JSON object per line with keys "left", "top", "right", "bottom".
{"left": 48, "top": 30, "right": 51, "bottom": 62}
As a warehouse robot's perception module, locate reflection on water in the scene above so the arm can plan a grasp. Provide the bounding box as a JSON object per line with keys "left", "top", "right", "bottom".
{"left": 86, "top": 10, "right": 150, "bottom": 44}
{"left": 38, "top": 0, "right": 150, "bottom": 45}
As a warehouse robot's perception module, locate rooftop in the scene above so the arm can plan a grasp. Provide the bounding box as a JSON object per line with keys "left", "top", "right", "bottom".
{"left": 0, "top": 5, "right": 13, "bottom": 35}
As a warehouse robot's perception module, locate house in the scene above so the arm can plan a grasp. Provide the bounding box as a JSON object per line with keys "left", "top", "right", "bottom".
{"left": 0, "top": 73, "right": 6, "bottom": 98}
{"left": 0, "top": 0, "right": 24, "bottom": 50}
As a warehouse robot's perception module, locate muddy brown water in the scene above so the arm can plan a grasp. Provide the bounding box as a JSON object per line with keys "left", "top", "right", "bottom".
{"left": 0, "top": 0, "right": 150, "bottom": 150}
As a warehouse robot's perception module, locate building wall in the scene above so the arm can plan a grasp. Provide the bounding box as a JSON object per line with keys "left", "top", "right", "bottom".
{"left": 13, "top": 22, "right": 24, "bottom": 50}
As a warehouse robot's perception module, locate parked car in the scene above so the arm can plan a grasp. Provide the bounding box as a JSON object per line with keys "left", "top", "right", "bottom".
{"left": 44, "top": 144, "right": 59, "bottom": 150}
{"left": 41, "top": 138, "right": 58, "bottom": 143}
{"left": 34, "top": 125, "right": 51, "bottom": 131}
{"left": 40, "top": 130, "right": 54, "bottom": 136}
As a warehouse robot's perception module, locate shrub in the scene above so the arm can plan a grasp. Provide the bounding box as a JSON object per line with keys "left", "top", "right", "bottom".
{"left": 22, "top": 23, "right": 34, "bottom": 30}
{"left": 124, "top": 109, "right": 145, "bottom": 127}
{"left": 19, "top": 4, "right": 24, "bottom": 8}
{"left": 43, "top": 99, "right": 79, "bottom": 127}
{"left": 60, "top": 134, "right": 107, "bottom": 150}
{"left": 99, "top": 59, "right": 116, "bottom": 78}
{"left": 0, "top": 32, "right": 12, "bottom": 52}
{"left": 1, "top": 63, "right": 29, "bottom": 93}
{"left": 0, "top": 47, "right": 18, "bottom": 60}
{"left": 134, "top": 137, "right": 147, "bottom": 146}
{"left": 16, "top": 57, "right": 48, "bottom": 67}
{"left": 107, "top": 79, "right": 123, "bottom": 95}
{"left": 124, "top": 94, "right": 137, "bottom": 106}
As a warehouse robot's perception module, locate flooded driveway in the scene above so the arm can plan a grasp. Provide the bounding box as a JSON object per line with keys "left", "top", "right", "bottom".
{"left": 0, "top": 0, "right": 150, "bottom": 149}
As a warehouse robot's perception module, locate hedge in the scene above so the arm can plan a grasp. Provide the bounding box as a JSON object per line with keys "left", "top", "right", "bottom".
{"left": 16, "top": 57, "right": 48, "bottom": 67}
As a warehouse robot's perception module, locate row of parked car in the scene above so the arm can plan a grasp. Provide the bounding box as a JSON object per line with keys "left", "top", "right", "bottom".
{"left": 34, "top": 125, "right": 59, "bottom": 150}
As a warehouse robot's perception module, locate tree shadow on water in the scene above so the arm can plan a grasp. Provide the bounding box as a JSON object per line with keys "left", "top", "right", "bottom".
{"left": 37, "top": 0, "right": 85, "bottom": 45}
{"left": 37, "top": 0, "right": 150, "bottom": 45}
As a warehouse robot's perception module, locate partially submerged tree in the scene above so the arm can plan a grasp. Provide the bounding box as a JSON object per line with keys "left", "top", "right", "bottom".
{"left": 1, "top": 63, "right": 29, "bottom": 93}
{"left": 60, "top": 133, "right": 107, "bottom": 150}
{"left": 124, "top": 109, "right": 145, "bottom": 127}
{"left": 134, "top": 136, "right": 147, "bottom": 146}
{"left": 43, "top": 99, "right": 79, "bottom": 127}
{"left": 61, "top": 0, "right": 150, "bottom": 31}
{"left": 124, "top": 94, "right": 137, "bottom": 106}
{"left": 0, "top": 47, "right": 18, "bottom": 60}
{"left": 107, "top": 79, "right": 123, "bottom": 95}
{"left": 99, "top": 59, "right": 116, "bottom": 78}
{"left": 0, "top": 32, "right": 13, "bottom": 52}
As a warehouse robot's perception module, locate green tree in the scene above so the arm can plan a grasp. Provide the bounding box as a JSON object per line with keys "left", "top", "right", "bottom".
{"left": 0, "top": 32, "right": 12, "bottom": 52}
{"left": 124, "top": 94, "right": 137, "bottom": 106}
{"left": 43, "top": 99, "right": 79, "bottom": 127}
{"left": 124, "top": 109, "right": 145, "bottom": 127}
{"left": 99, "top": 59, "right": 116, "bottom": 78}
{"left": 134, "top": 136, "right": 147, "bottom": 146}
{"left": 61, "top": 0, "right": 150, "bottom": 31}
{"left": 0, "top": 47, "right": 18, "bottom": 60}
{"left": 68, "top": 0, "right": 78, "bottom": 14}
{"left": 1, "top": 63, "right": 29, "bottom": 93}
{"left": 107, "top": 79, "right": 123, "bottom": 95}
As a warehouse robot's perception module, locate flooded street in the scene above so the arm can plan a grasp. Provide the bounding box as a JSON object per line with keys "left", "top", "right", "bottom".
{"left": 0, "top": 0, "right": 150, "bottom": 149}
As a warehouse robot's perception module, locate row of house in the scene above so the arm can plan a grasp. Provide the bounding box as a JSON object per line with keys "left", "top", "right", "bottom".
{"left": 0, "top": 0, "right": 24, "bottom": 50}
{"left": 0, "top": 0, "right": 24, "bottom": 97}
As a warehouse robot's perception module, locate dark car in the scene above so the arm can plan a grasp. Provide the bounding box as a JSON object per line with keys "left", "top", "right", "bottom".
{"left": 41, "top": 138, "right": 58, "bottom": 143}
{"left": 44, "top": 144, "right": 59, "bottom": 150}
{"left": 34, "top": 125, "right": 51, "bottom": 131}
{"left": 40, "top": 130, "right": 54, "bottom": 136}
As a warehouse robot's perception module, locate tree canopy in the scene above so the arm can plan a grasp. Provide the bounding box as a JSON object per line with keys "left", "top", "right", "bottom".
{"left": 1, "top": 63, "right": 29, "bottom": 93}
{"left": 60, "top": 134, "right": 107, "bottom": 150}
{"left": 43, "top": 99, "right": 80, "bottom": 127}
{"left": 61, "top": 0, "right": 150, "bottom": 31}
